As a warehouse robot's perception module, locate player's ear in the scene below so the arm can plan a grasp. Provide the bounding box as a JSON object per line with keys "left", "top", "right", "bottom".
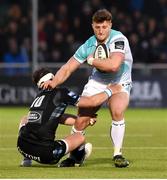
{"left": 109, "top": 22, "right": 112, "bottom": 29}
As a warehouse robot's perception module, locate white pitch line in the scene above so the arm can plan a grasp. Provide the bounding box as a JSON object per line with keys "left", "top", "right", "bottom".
{"left": 0, "top": 134, "right": 153, "bottom": 138}
{"left": 93, "top": 147, "right": 167, "bottom": 150}
{"left": 1, "top": 146, "right": 167, "bottom": 151}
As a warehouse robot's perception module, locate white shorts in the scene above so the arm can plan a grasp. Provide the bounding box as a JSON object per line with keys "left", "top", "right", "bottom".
{"left": 81, "top": 79, "right": 132, "bottom": 97}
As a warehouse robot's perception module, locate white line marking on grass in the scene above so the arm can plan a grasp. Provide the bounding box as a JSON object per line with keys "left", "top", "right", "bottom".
{"left": 1, "top": 133, "right": 153, "bottom": 138}
{"left": 1, "top": 179, "right": 164, "bottom": 180}
{"left": 85, "top": 134, "right": 153, "bottom": 137}
{"left": 1, "top": 146, "right": 167, "bottom": 151}
{"left": 93, "top": 147, "right": 167, "bottom": 150}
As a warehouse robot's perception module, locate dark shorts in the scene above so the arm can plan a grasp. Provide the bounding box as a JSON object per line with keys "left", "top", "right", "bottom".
{"left": 17, "top": 137, "right": 66, "bottom": 164}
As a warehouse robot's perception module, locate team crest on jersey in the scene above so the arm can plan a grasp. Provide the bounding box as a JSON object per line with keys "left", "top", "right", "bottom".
{"left": 115, "top": 41, "right": 124, "bottom": 50}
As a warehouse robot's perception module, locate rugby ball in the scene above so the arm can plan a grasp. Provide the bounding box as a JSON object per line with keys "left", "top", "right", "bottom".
{"left": 94, "top": 44, "right": 109, "bottom": 59}
{"left": 94, "top": 44, "right": 109, "bottom": 72}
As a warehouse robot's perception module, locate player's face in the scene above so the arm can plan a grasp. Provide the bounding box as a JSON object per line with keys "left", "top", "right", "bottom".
{"left": 92, "top": 20, "right": 112, "bottom": 43}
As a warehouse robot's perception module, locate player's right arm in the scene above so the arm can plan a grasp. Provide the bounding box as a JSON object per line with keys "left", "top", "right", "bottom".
{"left": 42, "top": 57, "right": 81, "bottom": 89}
{"left": 42, "top": 38, "right": 91, "bottom": 90}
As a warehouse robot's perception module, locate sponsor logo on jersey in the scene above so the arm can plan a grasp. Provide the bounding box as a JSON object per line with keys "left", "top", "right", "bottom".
{"left": 68, "top": 91, "right": 77, "bottom": 98}
{"left": 115, "top": 41, "right": 124, "bottom": 50}
{"left": 28, "top": 111, "right": 41, "bottom": 122}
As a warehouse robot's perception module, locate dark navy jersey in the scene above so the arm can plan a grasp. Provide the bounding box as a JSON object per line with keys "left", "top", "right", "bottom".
{"left": 19, "top": 87, "right": 79, "bottom": 146}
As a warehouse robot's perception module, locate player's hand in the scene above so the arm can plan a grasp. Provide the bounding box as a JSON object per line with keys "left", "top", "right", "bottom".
{"left": 87, "top": 55, "right": 94, "bottom": 66}
{"left": 89, "top": 117, "right": 97, "bottom": 126}
{"left": 89, "top": 113, "right": 97, "bottom": 126}
{"left": 41, "top": 80, "right": 55, "bottom": 90}
{"left": 107, "top": 83, "right": 123, "bottom": 95}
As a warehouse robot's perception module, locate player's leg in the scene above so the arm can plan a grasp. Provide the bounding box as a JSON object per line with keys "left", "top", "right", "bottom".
{"left": 56, "top": 133, "right": 86, "bottom": 167}
{"left": 58, "top": 121, "right": 92, "bottom": 167}
{"left": 52, "top": 133, "right": 85, "bottom": 165}
{"left": 18, "top": 116, "right": 32, "bottom": 167}
{"left": 66, "top": 115, "right": 94, "bottom": 166}
{"left": 59, "top": 79, "right": 105, "bottom": 167}
{"left": 59, "top": 107, "right": 99, "bottom": 167}
{"left": 63, "top": 132, "right": 85, "bottom": 152}
{"left": 108, "top": 91, "right": 130, "bottom": 167}
{"left": 59, "top": 113, "right": 77, "bottom": 125}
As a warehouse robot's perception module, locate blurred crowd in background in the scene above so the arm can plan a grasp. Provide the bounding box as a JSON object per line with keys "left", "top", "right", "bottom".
{"left": 0, "top": 0, "right": 167, "bottom": 72}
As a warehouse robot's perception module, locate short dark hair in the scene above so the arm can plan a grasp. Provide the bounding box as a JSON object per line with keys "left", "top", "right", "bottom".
{"left": 32, "top": 67, "right": 51, "bottom": 85}
{"left": 92, "top": 9, "right": 112, "bottom": 23}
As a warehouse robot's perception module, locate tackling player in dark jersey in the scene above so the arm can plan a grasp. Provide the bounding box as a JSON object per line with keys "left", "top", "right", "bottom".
{"left": 17, "top": 67, "right": 122, "bottom": 166}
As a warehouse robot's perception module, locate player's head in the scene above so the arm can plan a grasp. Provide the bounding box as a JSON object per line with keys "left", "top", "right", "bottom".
{"left": 32, "top": 67, "right": 54, "bottom": 88}
{"left": 92, "top": 9, "right": 112, "bottom": 43}
{"left": 92, "top": 9, "right": 112, "bottom": 23}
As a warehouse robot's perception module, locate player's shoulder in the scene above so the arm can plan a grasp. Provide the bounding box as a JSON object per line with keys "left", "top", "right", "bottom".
{"left": 56, "top": 87, "right": 79, "bottom": 102}
{"left": 51, "top": 87, "right": 70, "bottom": 100}
{"left": 38, "top": 88, "right": 54, "bottom": 96}
{"left": 84, "top": 35, "right": 96, "bottom": 48}
{"left": 110, "top": 29, "right": 127, "bottom": 41}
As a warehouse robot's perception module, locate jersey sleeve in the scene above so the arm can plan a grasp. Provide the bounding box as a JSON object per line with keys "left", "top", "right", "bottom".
{"left": 109, "top": 36, "right": 126, "bottom": 54}
{"left": 59, "top": 88, "right": 79, "bottom": 106}
{"left": 66, "top": 90, "right": 80, "bottom": 105}
{"left": 73, "top": 43, "right": 87, "bottom": 63}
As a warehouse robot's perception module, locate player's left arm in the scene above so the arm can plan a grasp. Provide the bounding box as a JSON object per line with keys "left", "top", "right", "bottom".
{"left": 88, "top": 37, "right": 126, "bottom": 72}
{"left": 90, "top": 51, "right": 124, "bottom": 72}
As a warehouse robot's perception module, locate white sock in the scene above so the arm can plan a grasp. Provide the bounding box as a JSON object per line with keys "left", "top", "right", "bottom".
{"left": 71, "top": 126, "right": 85, "bottom": 151}
{"left": 71, "top": 125, "right": 85, "bottom": 135}
{"left": 110, "top": 119, "right": 125, "bottom": 157}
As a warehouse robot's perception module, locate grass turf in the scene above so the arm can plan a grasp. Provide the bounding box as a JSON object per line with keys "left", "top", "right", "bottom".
{"left": 0, "top": 107, "right": 167, "bottom": 178}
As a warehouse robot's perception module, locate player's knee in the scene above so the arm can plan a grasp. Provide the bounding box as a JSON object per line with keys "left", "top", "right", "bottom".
{"left": 111, "top": 109, "right": 124, "bottom": 120}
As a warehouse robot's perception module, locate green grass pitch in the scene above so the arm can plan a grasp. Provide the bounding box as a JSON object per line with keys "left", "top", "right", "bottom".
{"left": 0, "top": 107, "right": 167, "bottom": 178}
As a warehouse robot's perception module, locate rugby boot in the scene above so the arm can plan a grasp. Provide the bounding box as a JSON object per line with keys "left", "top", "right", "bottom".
{"left": 113, "top": 155, "right": 129, "bottom": 168}
{"left": 59, "top": 143, "right": 92, "bottom": 167}
{"left": 58, "top": 158, "right": 76, "bottom": 167}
